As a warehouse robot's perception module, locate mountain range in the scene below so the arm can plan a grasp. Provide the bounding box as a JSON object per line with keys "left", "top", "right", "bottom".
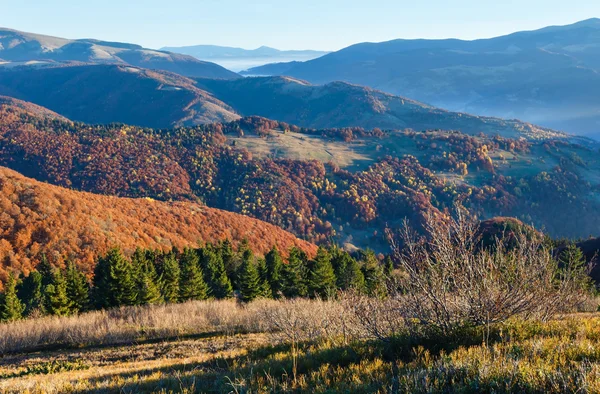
{"left": 160, "top": 44, "right": 328, "bottom": 72}
{"left": 0, "top": 63, "right": 572, "bottom": 141}
{"left": 243, "top": 19, "right": 600, "bottom": 139}
{"left": 0, "top": 28, "right": 239, "bottom": 79}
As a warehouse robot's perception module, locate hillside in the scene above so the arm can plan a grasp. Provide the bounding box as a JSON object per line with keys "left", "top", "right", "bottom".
{"left": 0, "top": 165, "right": 315, "bottom": 281}
{"left": 0, "top": 28, "right": 239, "bottom": 79}
{"left": 197, "top": 76, "right": 570, "bottom": 141}
{"left": 160, "top": 44, "right": 328, "bottom": 72}
{"left": 0, "top": 100, "right": 598, "bottom": 250}
{"left": 0, "top": 64, "right": 574, "bottom": 139}
{"left": 0, "top": 65, "right": 240, "bottom": 128}
{"left": 243, "top": 19, "right": 600, "bottom": 139}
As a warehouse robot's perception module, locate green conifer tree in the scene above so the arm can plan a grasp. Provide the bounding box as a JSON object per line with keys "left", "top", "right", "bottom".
{"left": 308, "top": 247, "right": 337, "bottom": 299}
{"left": 44, "top": 269, "right": 71, "bottom": 316}
{"left": 265, "top": 246, "right": 284, "bottom": 298}
{"left": 65, "top": 261, "right": 89, "bottom": 313}
{"left": 37, "top": 254, "right": 54, "bottom": 287}
{"left": 132, "top": 248, "right": 163, "bottom": 305}
{"left": 0, "top": 273, "right": 25, "bottom": 322}
{"left": 281, "top": 247, "right": 309, "bottom": 298}
{"left": 257, "top": 257, "right": 273, "bottom": 298}
{"left": 92, "top": 248, "right": 137, "bottom": 308}
{"left": 361, "top": 250, "right": 387, "bottom": 298}
{"left": 338, "top": 255, "right": 366, "bottom": 292}
{"left": 201, "top": 246, "right": 233, "bottom": 299}
{"left": 384, "top": 256, "right": 395, "bottom": 278}
{"left": 238, "top": 249, "right": 262, "bottom": 303}
{"left": 179, "top": 248, "right": 209, "bottom": 301}
{"left": 330, "top": 247, "right": 365, "bottom": 291}
{"left": 158, "top": 252, "right": 180, "bottom": 303}
{"left": 220, "top": 239, "right": 237, "bottom": 280}
{"left": 18, "top": 271, "right": 46, "bottom": 316}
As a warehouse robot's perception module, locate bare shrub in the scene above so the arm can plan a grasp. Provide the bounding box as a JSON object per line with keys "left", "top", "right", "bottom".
{"left": 382, "top": 208, "right": 593, "bottom": 337}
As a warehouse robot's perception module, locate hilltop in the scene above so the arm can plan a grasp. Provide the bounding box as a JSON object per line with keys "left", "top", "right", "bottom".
{"left": 0, "top": 27, "right": 239, "bottom": 79}
{"left": 0, "top": 65, "right": 240, "bottom": 128}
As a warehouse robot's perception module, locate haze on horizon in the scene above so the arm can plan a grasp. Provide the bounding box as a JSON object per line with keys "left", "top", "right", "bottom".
{"left": 2, "top": 0, "right": 599, "bottom": 51}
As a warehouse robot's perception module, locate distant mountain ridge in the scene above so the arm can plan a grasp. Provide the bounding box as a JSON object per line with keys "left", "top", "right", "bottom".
{"left": 0, "top": 27, "right": 239, "bottom": 79}
{"left": 243, "top": 18, "right": 600, "bottom": 139}
{"left": 161, "top": 44, "right": 328, "bottom": 59}
{"left": 161, "top": 44, "right": 329, "bottom": 72}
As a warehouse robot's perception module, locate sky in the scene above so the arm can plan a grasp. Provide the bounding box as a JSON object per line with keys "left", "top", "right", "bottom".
{"left": 2, "top": 0, "right": 600, "bottom": 51}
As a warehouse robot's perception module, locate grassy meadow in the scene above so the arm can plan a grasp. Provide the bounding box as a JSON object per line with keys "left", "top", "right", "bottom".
{"left": 1, "top": 299, "right": 600, "bottom": 393}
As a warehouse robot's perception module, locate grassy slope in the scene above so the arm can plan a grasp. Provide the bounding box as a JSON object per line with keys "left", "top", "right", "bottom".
{"left": 1, "top": 300, "right": 600, "bottom": 393}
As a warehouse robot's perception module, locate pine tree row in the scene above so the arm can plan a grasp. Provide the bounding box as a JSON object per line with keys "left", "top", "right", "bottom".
{"left": 0, "top": 240, "right": 393, "bottom": 323}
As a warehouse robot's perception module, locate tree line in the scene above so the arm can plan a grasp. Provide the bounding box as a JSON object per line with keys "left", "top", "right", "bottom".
{"left": 0, "top": 240, "right": 393, "bottom": 322}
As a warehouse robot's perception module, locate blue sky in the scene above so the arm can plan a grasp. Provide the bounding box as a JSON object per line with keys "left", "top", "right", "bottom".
{"left": 2, "top": 0, "right": 600, "bottom": 50}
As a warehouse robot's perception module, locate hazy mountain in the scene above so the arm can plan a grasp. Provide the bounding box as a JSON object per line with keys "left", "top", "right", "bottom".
{"left": 161, "top": 44, "right": 328, "bottom": 72}
{"left": 243, "top": 19, "right": 600, "bottom": 139}
{"left": 197, "top": 76, "right": 570, "bottom": 141}
{"left": 0, "top": 28, "right": 240, "bottom": 79}
{"left": 0, "top": 61, "right": 569, "bottom": 140}
{"left": 0, "top": 65, "right": 240, "bottom": 128}
{"left": 0, "top": 61, "right": 574, "bottom": 141}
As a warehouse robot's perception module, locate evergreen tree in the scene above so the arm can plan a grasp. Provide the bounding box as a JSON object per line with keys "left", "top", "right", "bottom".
{"left": 132, "top": 248, "right": 163, "bottom": 305}
{"left": 265, "top": 246, "right": 284, "bottom": 298}
{"left": 330, "top": 247, "right": 365, "bottom": 292}
{"left": 384, "top": 256, "right": 395, "bottom": 278}
{"left": 308, "top": 247, "right": 337, "bottom": 299}
{"left": 137, "top": 272, "right": 163, "bottom": 305}
{"left": 18, "top": 271, "right": 46, "bottom": 316}
{"left": 179, "top": 248, "right": 209, "bottom": 301}
{"left": 238, "top": 250, "right": 262, "bottom": 303}
{"left": 158, "top": 252, "right": 180, "bottom": 303}
{"left": 37, "top": 254, "right": 54, "bottom": 287}
{"left": 220, "top": 239, "right": 237, "bottom": 281}
{"left": 338, "top": 255, "right": 366, "bottom": 292}
{"left": 65, "top": 261, "right": 89, "bottom": 313}
{"left": 0, "top": 273, "right": 25, "bottom": 322}
{"left": 93, "top": 248, "right": 137, "bottom": 309}
{"left": 44, "top": 268, "right": 71, "bottom": 316}
{"left": 257, "top": 258, "right": 272, "bottom": 298}
{"left": 281, "top": 247, "right": 309, "bottom": 298}
{"left": 200, "top": 247, "right": 233, "bottom": 299}
{"left": 361, "top": 250, "right": 387, "bottom": 298}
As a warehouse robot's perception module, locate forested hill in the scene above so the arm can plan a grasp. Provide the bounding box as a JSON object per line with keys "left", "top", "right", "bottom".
{"left": 0, "top": 165, "right": 316, "bottom": 282}
{"left": 0, "top": 100, "right": 598, "bottom": 250}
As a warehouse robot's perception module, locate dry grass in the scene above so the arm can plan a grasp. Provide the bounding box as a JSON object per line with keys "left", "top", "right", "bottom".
{"left": 0, "top": 299, "right": 349, "bottom": 355}
{"left": 3, "top": 299, "right": 600, "bottom": 393}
